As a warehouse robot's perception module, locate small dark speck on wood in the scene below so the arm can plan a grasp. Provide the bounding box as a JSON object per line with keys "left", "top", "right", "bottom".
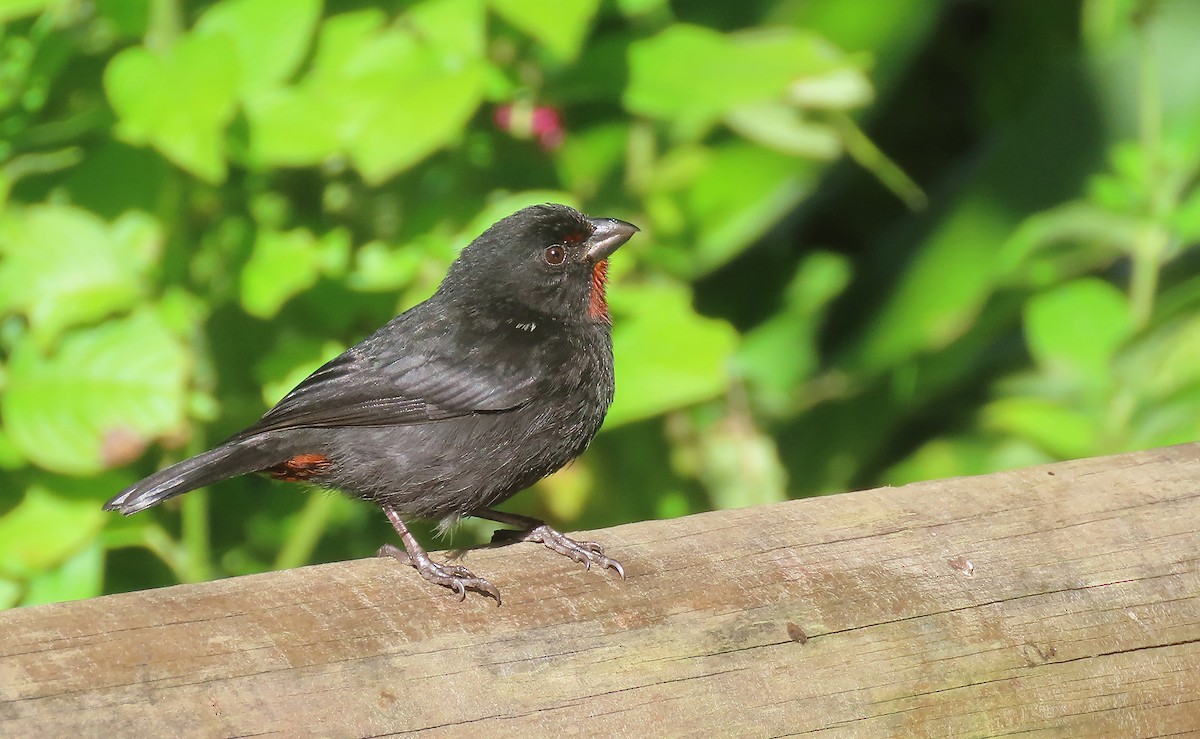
{"left": 786, "top": 622, "right": 808, "bottom": 644}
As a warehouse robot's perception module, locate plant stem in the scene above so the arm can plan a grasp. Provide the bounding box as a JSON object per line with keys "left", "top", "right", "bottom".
{"left": 1129, "top": 226, "right": 1165, "bottom": 329}
{"left": 835, "top": 114, "right": 927, "bottom": 211}
{"left": 140, "top": 523, "right": 188, "bottom": 582}
{"left": 180, "top": 492, "right": 213, "bottom": 582}
{"left": 1130, "top": 4, "right": 1165, "bottom": 330}
{"left": 146, "top": 0, "right": 183, "bottom": 51}
{"left": 274, "top": 493, "right": 341, "bottom": 571}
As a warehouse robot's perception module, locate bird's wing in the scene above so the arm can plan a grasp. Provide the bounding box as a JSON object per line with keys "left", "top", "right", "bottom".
{"left": 242, "top": 316, "right": 539, "bottom": 435}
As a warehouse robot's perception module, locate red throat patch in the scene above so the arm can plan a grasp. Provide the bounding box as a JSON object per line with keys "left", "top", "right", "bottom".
{"left": 588, "top": 259, "right": 610, "bottom": 322}
{"left": 268, "top": 453, "right": 332, "bottom": 481}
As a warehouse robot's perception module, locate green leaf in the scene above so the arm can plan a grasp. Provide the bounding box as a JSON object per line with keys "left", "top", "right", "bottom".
{"left": 556, "top": 122, "right": 629, "bottom": 195}
{"left": 883, "top": 437, "right": 1050, "bottom": 486}
{"left": 308, "top": 8, "right": 388, "bottom": 78}
{"left": 849, "top": 197, "right": 1011, "bottom": 372}
{"left": 788, "top": 67, "right": 874, "bottom": 109}
{"left": 615, "top": 0, "right": 669, "bottom": 16}
{"left": 489, "top": 0, "right": 600, "bottom": 61}
{"left": 0, "top": 426, "right": 24, "bottom": 469}
{"left": 95, "top": 0, "right": 151, "bottom": 38}
{"left": 241, "top": 227, "right": 350, "bottom": 318}
{"left": 0, "top": 578, "right": 18, "bottom": 609}
{"left": 244, "top": 87, "right": 342, "bottom": 167}
{"left": 412, "top": 0, "right": 487, "bottom": 58}
{"left": 607, "top": 284, "right": 739, "bottom": 427}
{"left": 626, "top": 25, "right": 852, "bottom": 126}
{"left": 341, "top": 37, "right": 487, "bottom": 183}
{"left": 0, "top": 205, "right": 160, "bottom": 346}
{"left": 0, "top": 484, "right": 108, "bottom": 579}
{"left": 724, "top": 103, "right": 841, "bottom": 159}
{"left": 244, "top": 10, "right": 384, "bottom": 167}
{"left": 255, "top": 337, "right": 346, "bottom": 407}
{"left": 460, "top": 190, "right": 579, "bottom": 241}
{"left": 3, "top": 311, "right": 191, "bottom": 475}
{"left": 738, "top": 251, "right": 851, "bottom": 412}
{"left": 22, "top": 541, "right": 105, "bottom": 606}
{"left": 105, "top": 33, "right": 240, "bottom": 182}
{"left": 1024, "top": 278, "right": 1133, "bottom": 388}
{"left": 694, "top": 416, "right": 788, "bottom": 510}
{"left": 685, "top": 142, "right": 816, "bottom": 274}
{"left": 984, "top": 397, "right": 1099, "bottom": 459}
{"left": 998, "top": 201, "right": 1135, "bottom": 287}
{"left": 348, "top": 239, "right": 433, "bottom": 293}
{"left": 0, "top": 0, "right": 53, "bottom": 22}
{"left": 1130, "top": 384, "right": 1200, "bottom": 449}
{"left": 1119, "top": 312, "right": 1200, "bottom": 402}
{"left": 246, "top": 3, "right": 488, "bottom": 178}
{"left": 196, "top": 0, "right": 321, "bottom": 94}
{"left": 1172, "top": 183, "right": 1200, "bottom": 241}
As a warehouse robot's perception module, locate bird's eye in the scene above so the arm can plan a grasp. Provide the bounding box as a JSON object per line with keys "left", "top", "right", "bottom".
{"left": 544, "top": 245, "right": 566, "bottom": 266}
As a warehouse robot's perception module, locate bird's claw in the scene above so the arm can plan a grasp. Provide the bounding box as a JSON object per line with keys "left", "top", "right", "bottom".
{"left": 504, "top": 524, "right": 625, "bottom": 579}
{"left": 377, "top": 543, "right": 502, "bottom": 604}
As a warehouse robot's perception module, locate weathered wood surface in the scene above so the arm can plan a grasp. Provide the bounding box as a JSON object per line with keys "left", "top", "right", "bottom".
{"left": 2, "top": 445, "right": 1199, "bottom": 737}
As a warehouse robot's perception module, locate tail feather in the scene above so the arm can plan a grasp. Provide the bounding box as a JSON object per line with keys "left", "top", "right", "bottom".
{"left": 104, "top": 440, "right": 286, "bottom": 515}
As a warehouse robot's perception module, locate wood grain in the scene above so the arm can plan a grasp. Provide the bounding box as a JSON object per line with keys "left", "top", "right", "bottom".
{"left": 2, "top": 445, "right": 1199, "bottom": 737}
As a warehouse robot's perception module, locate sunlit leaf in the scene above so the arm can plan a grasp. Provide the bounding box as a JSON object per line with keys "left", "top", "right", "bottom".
{"left": 1024, "top": 278, "right": 1132, "bottom": 390}
{"left": 883, "top": 436, "right": 1050, "bottom": 486}
{"left": 998, "top": 200, "right": 1135, "bottom": 286}
{"left": 21, "top": 541, "right": 105, "bottom": 606}
{"left": 0, "top": 0, "right": 53, "bottom": 22}
{"left": 1119, "top": 312, "right": 1200, "bottom": 402}
{"left": 240, "top": 227, "right": 351, "bottom": 318}
{"left": 738, "top": 251, "right": 851, "bottom": 413}
{"left": 0, "top": 484, "right": 108, "bottom": 579}
{"left": 255, "top": 337, "right": 346, "bottom": 407}
{"left": 725, "top": 103, "right": 841, "bottom": 159}
{"left": 244, "top": 87, "right": 343, "bottom": 167}
{"left": 788, "top": 67, "right": 873, "bottom": 109}
{"left": 626, "top": 25, "right": 853, "bottom": 126}
{"left": 984, "top": 397, "right": 1099, "bottom": 459}
{"left": 196, "top": 0, "right": 322, "bottom": 94}
{"left": 105, "top": 33, "right": 240, "bottom": 182}
{"left": 1130, "top": 384, "right": 1200, "bottom": 449}
{"left": 267, "top": 5, "right": 490, "bottom": 183}
{"left": 342, "top": 40, "right": 487, "bottom": 183}
{"left": 695, "top": 415, "right": 788, "bottom": 510}
{"left": 607, "top": 283, "right": 739, "bottom": 427}
{"left": 849, "top": 197, "right": 1011, "bottom": 372}
{"left": 460, "top": 190, "right": 579, "bottom": 242}
{"left": 0, "top": 427, "right": 24, "bottom": 469}
{"left": 489, "top": 0, "right": 600, "bottom": 61}
{"left": 3, "top": 311, "right": 191, "bottom": 475}
{"left": 347, "top": 240, "right": 427, "bottom": 293}
{"left": 0, "top": 578, "right": 18, "bottom": 609}
{"left": 685, "top": 142, "right": 816, "bottom": 274}
{"left": 413, "top": 0, "right": 487, "bottom": 58}
{"left": 0, "top": 205, "right": 160, "bottom": 346}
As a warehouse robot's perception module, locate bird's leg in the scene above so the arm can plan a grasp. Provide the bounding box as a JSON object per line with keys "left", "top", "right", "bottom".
{"left": 475, "top": 509, "right": 625, "bottom": 579}
{"left": 376, "top": 505, "right": 502, "bottom": 604}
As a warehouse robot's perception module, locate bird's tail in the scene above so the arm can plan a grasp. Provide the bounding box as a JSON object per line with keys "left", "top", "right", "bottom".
{"left": 104, "top": 439, "right": 286, "bottom": 515}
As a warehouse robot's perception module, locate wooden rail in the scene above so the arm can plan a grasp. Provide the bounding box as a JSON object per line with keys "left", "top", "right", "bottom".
{"left": 2, "top": 445, "right": 1199, "bottom": 736}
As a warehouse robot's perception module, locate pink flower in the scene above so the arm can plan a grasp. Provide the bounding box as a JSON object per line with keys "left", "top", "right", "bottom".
{"left": 494, "top": 104, "right": 564, "bottom": 151}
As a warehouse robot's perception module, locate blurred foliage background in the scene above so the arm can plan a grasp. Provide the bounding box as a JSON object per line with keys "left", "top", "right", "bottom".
{"left": 1, "top": 0, "right": 1199, "bottom": 608}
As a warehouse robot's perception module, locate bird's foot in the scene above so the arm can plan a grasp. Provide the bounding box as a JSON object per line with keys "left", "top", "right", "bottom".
{"left": 492, "top": 525, "right": 625, "bottom": 579}
{"left": 377, "top": 543, "right": 502, "bottom": 605}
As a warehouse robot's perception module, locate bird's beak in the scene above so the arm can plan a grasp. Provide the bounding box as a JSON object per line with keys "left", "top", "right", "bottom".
{"left": 585, "top": 218, "right": 639, "bottom": 263}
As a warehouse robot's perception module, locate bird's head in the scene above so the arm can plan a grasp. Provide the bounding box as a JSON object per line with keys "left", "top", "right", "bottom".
{"left": 441, "top": 204, "right": 639, "bottom": 324}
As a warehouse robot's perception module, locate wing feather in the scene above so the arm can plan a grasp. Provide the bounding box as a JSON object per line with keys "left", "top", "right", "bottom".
{"left": 243, "top": 311, "right": 540, "bottom": 436}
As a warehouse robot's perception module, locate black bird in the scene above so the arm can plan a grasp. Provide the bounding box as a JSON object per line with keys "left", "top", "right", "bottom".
{"left": 105, "top": 204, "right": 639, "bottom": 604}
